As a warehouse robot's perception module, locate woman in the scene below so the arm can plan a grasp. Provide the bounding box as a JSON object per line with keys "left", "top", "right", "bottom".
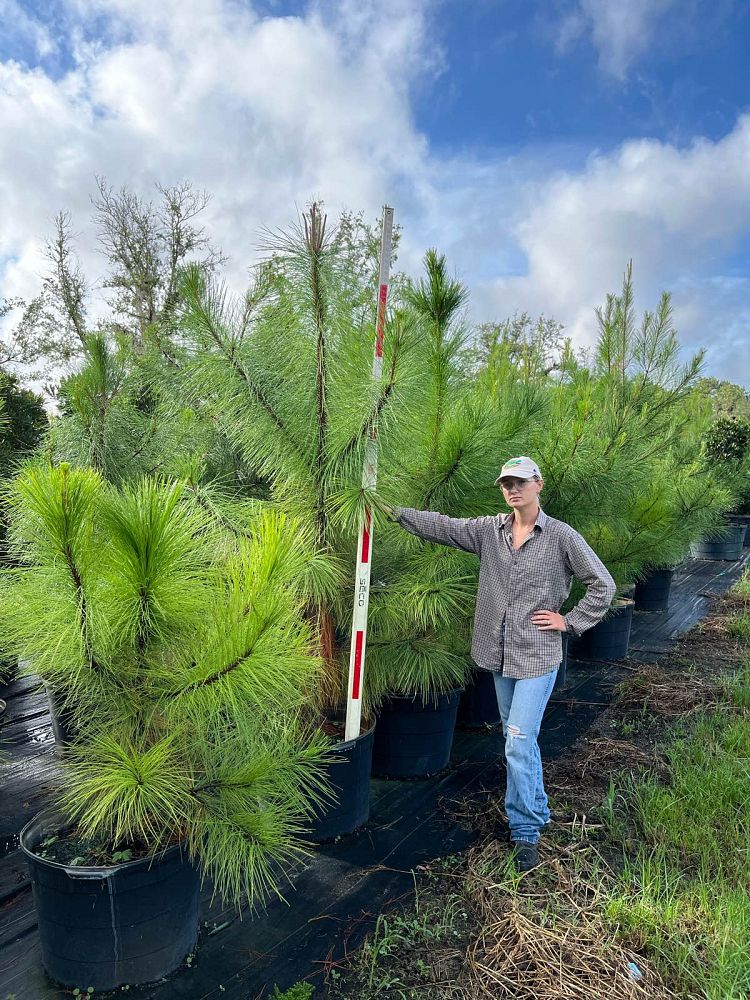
{"left": 389, "top": 456, "right": 615, "bottom": 871}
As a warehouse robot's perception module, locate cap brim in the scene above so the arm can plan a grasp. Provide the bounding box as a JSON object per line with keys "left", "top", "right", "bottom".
{"left": 495, "top": 472, "right": 536, "bottom": 485}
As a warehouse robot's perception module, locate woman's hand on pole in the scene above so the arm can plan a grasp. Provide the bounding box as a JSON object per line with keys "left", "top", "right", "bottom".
{"left": 371, "top": 493, "right": 395, "bottom": 520}
{"left": 531, "top": 610, "right": 567, "bottom": 631}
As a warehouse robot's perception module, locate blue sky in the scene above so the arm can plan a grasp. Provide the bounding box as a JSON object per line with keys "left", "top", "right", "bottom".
{"left": 419, "top": 1, "right": 748, "bottom": 151}
{"left": 0, "top": 0, "right": 749, "bottom": 385}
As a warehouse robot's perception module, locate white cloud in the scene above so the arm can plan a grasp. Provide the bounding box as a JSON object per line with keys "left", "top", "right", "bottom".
{"left": 671, "top": 275, "right": 750, "bottom": 382}
{"left": 0, "top": 0, "right": 433, "bottom": 308}
{"left": 0, "top": 0, "right": 749, "bottom": 388}
{"left": 555, "top": 0, "right": 679, "bottom": 79}
{"left": 475, "top": 115, "right": 750, "bottom": 381}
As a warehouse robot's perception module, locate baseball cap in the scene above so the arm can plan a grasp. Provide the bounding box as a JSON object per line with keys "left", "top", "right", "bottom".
{"left": 494, "top": 456, "right": 542, "bottom": 485}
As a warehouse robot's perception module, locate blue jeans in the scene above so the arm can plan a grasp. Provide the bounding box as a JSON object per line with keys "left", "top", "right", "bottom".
{"left": 493, "top": 668, "right": 558, "bottom": 844}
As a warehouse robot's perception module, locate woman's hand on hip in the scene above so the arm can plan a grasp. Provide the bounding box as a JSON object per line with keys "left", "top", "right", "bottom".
{"left": 531, "top": 610, "right": 567, "bottom": 631}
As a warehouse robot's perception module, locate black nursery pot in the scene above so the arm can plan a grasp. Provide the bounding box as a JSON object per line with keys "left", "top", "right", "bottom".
{"left": 46, "top": 688, "right": 78, "bottom": 748}
{"left": 728, "top": 514, "right": 750, "bottom": 548}
{"left": 372, "top": 688, "right": 462, "bottom": 778}
{"left": 634, "top": 568, "right": 674, "bottom": 613}
{"left": 691, "top": 522, "right": 747, "bottom": 561}
{"left": 306, "top": 723, "right": 374, "bottom": 842}
{"left": 569, "top": 600, "right": 634, "bottom": 661}
{"left": 20, "top": 810, "right": 200, "bottom": 991}
{"left": 457, "top": 670, "right": 501, "bottom": 728}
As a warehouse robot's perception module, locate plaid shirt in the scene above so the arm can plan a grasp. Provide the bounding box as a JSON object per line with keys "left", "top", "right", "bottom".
{"left": 393, "top": 505, "right": 616, "bottom": 679}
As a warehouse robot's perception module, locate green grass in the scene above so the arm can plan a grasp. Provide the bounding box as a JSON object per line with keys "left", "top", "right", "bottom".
{"left": 731, "top": 569, "right": 750, "bottom": 600}
{"left": 603, "top": 696, "right": 750, "bottom": 998}
{"left": 723, "top": 663, "right": 750, "bottom": 708}
{"left": 726, "top": 611, "right": 750, "bottom": 643}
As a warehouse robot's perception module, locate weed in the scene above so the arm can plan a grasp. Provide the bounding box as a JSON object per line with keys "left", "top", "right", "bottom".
{"left": 732, "top": 569, "right": 750, "bottom": 600}
{"left": 600, "top": 777, "right": 626, "bottom": 839}
{"left": 723, "top": 661, "right": 750, "bottom": 707}
{"left": 341, "top": 880, "right": 470, "bottom": 998}
{"left": 619, "top": 718, "right": 639, "bottom": 736}
{"left": 270, "top": 983, "right": 314, "bottom": 1000}
{"left": 726, "top": 612, "right": 750, "bottom": 643}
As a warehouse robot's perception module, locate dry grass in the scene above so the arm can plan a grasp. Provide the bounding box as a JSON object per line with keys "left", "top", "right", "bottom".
{"left": 577, "top": 735, "right": 669, "bottom": 779}
{"left": 441, "top": 786, "right": 507, "bottom": 839}
{"left": 331, "top": 837, "right": 681, "bottom": 1000}
{"left": 458, "top": 840, "right": 678, "bottom": 1000}
{"left": 613, "top": 664, "right": 723, "bottom": 717}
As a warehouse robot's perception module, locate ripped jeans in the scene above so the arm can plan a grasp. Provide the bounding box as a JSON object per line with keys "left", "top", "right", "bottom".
{"left": 493, "top": 668, "right": 559, "bottom": 844}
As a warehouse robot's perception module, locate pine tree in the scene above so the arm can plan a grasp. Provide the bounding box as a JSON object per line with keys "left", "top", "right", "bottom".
{"left": 0, "top": 463, "right": 331, "bottom": 905}
{"left": 525, "top": 265, "right": 716, "bottom": 583}
{"left": 50, "top": 332, "right": 249, "bottom": 490}
{"left": 178, "top": 221, "right": 547, "bottom": 715}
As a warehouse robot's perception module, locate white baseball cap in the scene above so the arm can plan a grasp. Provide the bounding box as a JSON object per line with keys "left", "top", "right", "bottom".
{"left": 495, "top": 456, "right": 542, "bottom": 485}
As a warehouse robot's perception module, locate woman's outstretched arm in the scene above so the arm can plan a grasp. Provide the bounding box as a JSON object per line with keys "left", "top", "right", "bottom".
{"left": 390, "top": 507, "right": 489, "bottom": 555}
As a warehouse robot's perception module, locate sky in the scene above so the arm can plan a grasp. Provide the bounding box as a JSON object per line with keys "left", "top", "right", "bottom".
{"left": 0, "top": 0, "right": 749, "bottom": 384}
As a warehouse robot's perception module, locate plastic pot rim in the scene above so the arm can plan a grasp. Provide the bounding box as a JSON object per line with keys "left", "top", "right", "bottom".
{"left": 20, "top": 807, "right": 190, "bottom": 878}
{"left": 379, "top": 686, "right": 465, "bottom": 706}
{"left": 324, "top": 720, "right": 376, "bottom": 754}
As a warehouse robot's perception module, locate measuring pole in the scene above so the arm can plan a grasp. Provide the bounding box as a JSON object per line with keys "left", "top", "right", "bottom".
{"left": 344, "top": 205, "right": 394, "bottom": 742}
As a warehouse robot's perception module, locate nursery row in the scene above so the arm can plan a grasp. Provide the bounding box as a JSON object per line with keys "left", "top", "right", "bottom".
{"left": 2, "top": 200, "right": 750, "bottom": 993}
{"left": 6, "top": 493, "right": 747, "bottom": 993}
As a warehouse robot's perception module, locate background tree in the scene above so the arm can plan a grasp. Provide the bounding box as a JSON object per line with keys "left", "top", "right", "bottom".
{"left": 92, "top": 178, "right": 225, "bottom": 357}
{"left": 464, "top": 312, "right": 567, "bottom": 384}
{"left": 1, "top": 213, "right": 88, "bottom": 378}
{"left": 2, "top": 180, "right": 223, "bottom": 384}
{"left": 703, "top": 417, "right": 750, "bottom": 465}
{"left": 692, "top": 378, "right": 750, "bottom": 422}
{"left": 0, "top": 370, "right": 47, "bottom": 476}
{"left": 699, "top": 417, "right": 750, "bottom": 516}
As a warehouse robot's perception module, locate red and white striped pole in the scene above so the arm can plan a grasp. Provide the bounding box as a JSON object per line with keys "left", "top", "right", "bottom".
{"left": 344, "top": 205, "right": 394, "bottom": 742}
